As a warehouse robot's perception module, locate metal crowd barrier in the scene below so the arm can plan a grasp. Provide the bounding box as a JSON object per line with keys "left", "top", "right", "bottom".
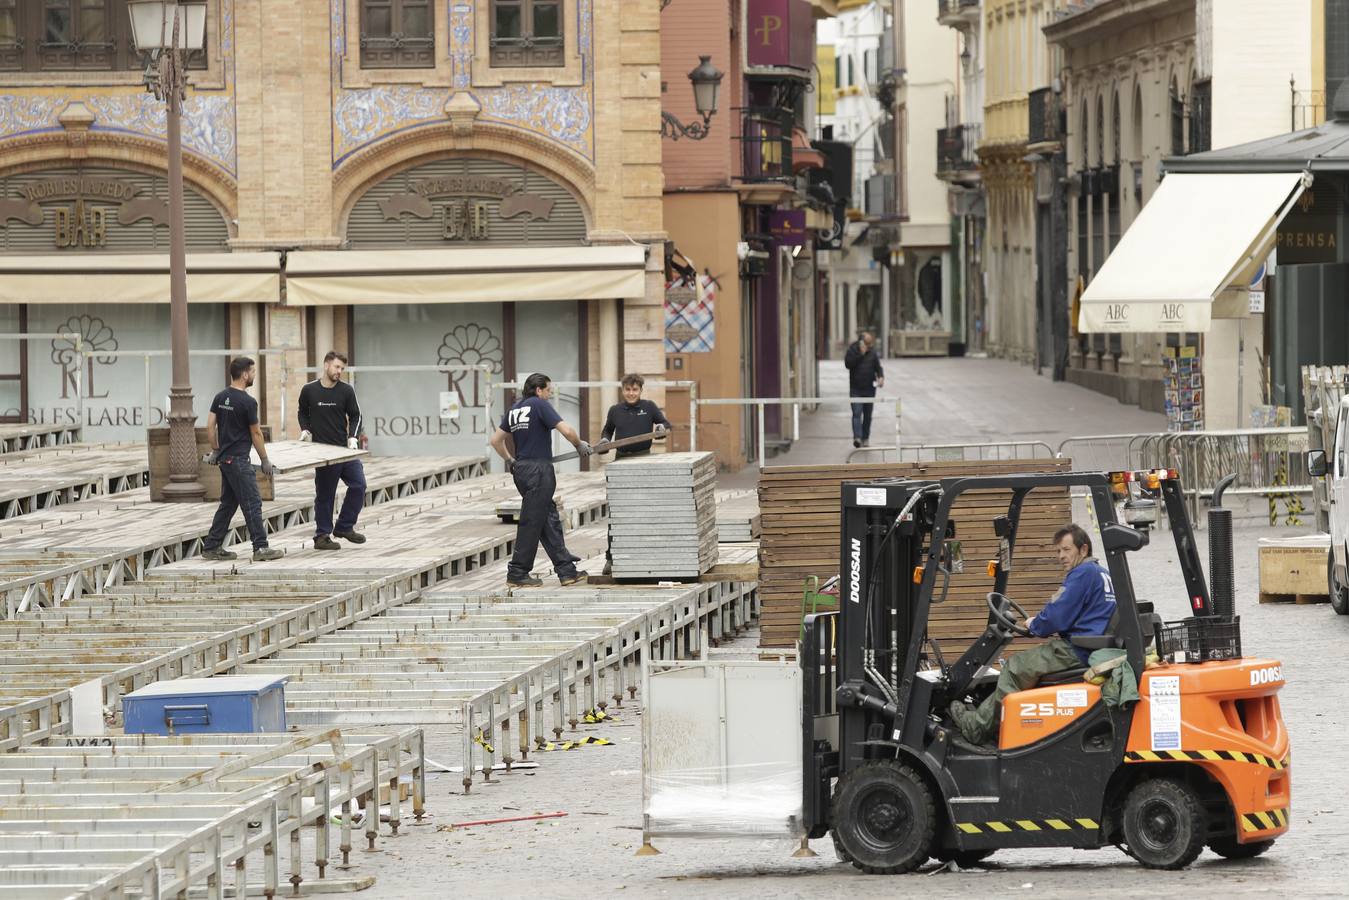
{"left": 460, "top": 580, "right": 758, "bottom": 790}
{"left": 691, "top": 396, "right": 900, "bottom": 467}
{"left": 847, "top": 440, "right": 1055, "bottom": 465}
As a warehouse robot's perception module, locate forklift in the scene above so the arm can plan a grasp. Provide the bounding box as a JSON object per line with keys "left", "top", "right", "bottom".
{"left": 801, "top": 469, "right": 1289, "bottom": 872}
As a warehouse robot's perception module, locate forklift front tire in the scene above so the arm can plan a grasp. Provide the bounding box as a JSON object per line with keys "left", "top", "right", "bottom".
{"left": 1208, "top": 836, "right": 1275, "bottom": 860}
{"left": 1121, "top": 778, "right": 1207, "bottom": 870}
{"left": 830, "top": 760, "right": 936, "bottom": 875}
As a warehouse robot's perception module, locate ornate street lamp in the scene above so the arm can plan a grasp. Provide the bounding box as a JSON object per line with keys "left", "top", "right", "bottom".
{"left": 128, "top": 1, "right": 208, "bottom": 502}
{"left": 661, "top": 55, "right": 724, "bottom": 141}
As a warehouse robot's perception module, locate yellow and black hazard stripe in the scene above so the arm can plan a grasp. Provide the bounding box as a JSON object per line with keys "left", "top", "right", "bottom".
{"left": 956, "top": 817, "right": 1099, "bottom": 835}
{"left": 539, "top": 735, "right": 614, "bottom": 752}
{"left": 1124, "top": 749, "right": 1288, "bottom": 771}
{"left": 1240, "top": 807, "right": 1289, "bottom": 833}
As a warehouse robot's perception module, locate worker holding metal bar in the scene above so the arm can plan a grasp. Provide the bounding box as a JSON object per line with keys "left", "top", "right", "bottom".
{"left": 298, "top": 350, "right": 366, "bottom": 550}
{"left": 201, "top": 356, "right": 282, "bottom": 562}
{"left": 491, "top": 372, "right": 592, "bottom": 588}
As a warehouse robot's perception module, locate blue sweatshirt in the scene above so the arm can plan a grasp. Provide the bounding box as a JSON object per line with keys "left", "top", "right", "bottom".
{"left": 1030, "top": 558, "right": 1117, "bottom": 664}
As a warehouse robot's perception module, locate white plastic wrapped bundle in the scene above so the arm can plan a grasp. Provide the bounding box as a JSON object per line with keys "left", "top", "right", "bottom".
{"left": 646, "top": 761, "right": 803, "bottom": 836}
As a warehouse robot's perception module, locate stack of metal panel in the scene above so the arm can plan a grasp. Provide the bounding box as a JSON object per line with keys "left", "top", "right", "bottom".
{"left": 606, "top": 452, "right": 719, "bottom": 578}
{"left": 715, "top": 490, "right": 761, "bottom": 542}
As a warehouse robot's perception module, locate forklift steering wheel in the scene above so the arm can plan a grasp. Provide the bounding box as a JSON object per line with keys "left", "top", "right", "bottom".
{"left": 987, "top": 592, "right": 1034, "bottom": 637}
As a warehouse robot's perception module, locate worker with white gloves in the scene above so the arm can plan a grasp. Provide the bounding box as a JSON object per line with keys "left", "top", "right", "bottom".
{"left": 297, "top": 351, "right": 366, "bottom": 550}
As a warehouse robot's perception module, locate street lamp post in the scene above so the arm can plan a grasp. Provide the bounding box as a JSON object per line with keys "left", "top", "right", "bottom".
{"left": 128, "top": 1, "right": 208, "bottom": 502}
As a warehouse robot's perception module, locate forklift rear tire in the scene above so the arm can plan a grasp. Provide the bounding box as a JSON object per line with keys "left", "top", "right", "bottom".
{"left": 1208, "top": 837, "right": 1275, "bottom": 860}
{"left": 1121, "top": 778, "right": 1207, "bottom": 870}
{"left": 1328, "top": 552, "right": 1349, "bottom": 616}
{"left": 830, "top": 760, "right": 936, "bottom": 874}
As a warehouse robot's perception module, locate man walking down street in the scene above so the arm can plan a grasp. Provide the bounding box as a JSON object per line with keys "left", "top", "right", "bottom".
{"left": 845, "top": 331, "right": 884, "bottom": 449}
{"left": 599, "top": 373, "right": 670, "bottom": 459}
{"left": 299, "top": 351, "right": 366, "bottom": 551}
{"left": 202, "top": 357, "right": 282, "bottom": 562}
{"left": 490, "top": 373, "right": 592, "bottom": 588}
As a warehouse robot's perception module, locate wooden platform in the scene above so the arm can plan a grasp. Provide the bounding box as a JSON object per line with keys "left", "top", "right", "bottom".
{"left": 0, "top": 442, "right": 148, "bottom": 520}
{"left": 0, "top": 423, "right": 81, "bottom": 455}
{"left": 757, "top": 458, "right": 1074, "bottom": 648}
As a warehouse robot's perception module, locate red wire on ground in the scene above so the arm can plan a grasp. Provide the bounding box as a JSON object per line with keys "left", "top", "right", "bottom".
{"left": 451, "top": 812, "right": 568, "bottom": 828}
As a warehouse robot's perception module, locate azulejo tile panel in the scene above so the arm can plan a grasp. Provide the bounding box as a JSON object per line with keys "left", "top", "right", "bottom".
{"left": 0, "top": 0, "right": 238, "bottom": 177}
{"left": 330, "top": 0, "right": 594, "bottom": 167}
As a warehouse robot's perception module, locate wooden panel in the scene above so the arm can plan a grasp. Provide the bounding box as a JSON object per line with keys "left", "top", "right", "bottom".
{"left": 757, "top": 459, "right": 1075, "bottom": 648}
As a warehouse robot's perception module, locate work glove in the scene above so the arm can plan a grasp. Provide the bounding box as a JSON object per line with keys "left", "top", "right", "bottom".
{"left": 347, "top": 437, "right": 359, "bottom": 450}
{"left": 259, "top": 457, "right": 277, "bottom": 477}
{"left": 653, "top": 423, "right": 668, "bottom": 436}
{"left": 505, "top": 455, "right": 516, "bottom": 473}
{"left": 202, "top": 449, "right": 220, "bottom": 466}
{"left": 298, "top": 430, "right": 312, "bottom": 442}
{"left": 577, "top": 441, "right": 594, "bottom": 458}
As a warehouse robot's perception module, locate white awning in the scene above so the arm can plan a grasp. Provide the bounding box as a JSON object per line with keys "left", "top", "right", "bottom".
{"left": 1078, "top": 172, "right": 1309, "bottom": 333}
{"left": 0, "top": 252, "right": 281, "bottom": 304}
{"left": 284, "top": 245, "right": 648, "bottom": 307}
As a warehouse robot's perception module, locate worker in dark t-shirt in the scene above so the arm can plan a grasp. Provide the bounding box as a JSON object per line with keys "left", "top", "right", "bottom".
{"left": 202, "top": 356, "right": 282, "bottom": 563}
{"left": 598, "top": 373, "right": 672, "bottom": 575}
{"left": 600, "top": 373, "right": 670, "bottom": 458}
{"left": 490, "top": 372, "right": 593, "bottom": 588}
{"left": 298, "top": 350, "right": 366, "bottom": 550}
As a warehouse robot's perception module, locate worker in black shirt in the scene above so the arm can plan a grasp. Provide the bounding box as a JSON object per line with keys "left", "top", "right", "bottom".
{"left": 490, "top": 372, "right": 592, "bottom": 588}
{"left": 202, "top": 356, "right": 282, "bottom": 562}
{"left": 298, "top": 351, "right": 366, "bottom": 550}
{"left": 599, "top": 373, "right": 670, "bottom": 458}
{"left": 599, "top": 373, "right": 671, "bottom": 575}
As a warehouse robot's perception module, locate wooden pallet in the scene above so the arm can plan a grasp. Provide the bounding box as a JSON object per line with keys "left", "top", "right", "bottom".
{"left": 757, "top": 458, "right": 1074, "bottom": 648}
{"left": 1259, "top": 592, "right": 1329, "bottom": 604}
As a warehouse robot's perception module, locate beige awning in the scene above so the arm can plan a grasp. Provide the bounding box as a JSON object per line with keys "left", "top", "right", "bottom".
{"left": 1078, "top": 172, "right": 1309, "bottom": 333}
{"left": 284, "top": 246, "right": 648, "bottom": 306}
{"left": 0, "top": 252, "right": 282, "bottom": 304}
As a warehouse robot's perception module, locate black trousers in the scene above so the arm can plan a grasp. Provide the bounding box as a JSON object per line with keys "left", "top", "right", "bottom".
{"left": 205, "top": 454, "right": 268, "bottom": 551}
{"left": 508, "top": 458, "right": 577, "bottom": 581}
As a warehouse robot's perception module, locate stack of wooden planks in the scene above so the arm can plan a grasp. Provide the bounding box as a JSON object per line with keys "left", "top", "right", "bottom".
{"left": 715, "top": 490, "right": 761, "bottom": 542}
{"left": 758, "top": 459, "right": 1074, "bottom": 648}
{"left": 607, "top": 452, "right": 719, "bottom": 579}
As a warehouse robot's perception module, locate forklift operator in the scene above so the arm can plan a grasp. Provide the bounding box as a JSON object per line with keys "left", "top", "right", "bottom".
{"left": 949, "top": 523, "right": 1116, "bottom": 745}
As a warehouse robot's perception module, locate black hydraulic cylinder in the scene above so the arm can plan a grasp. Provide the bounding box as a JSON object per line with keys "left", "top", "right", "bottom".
{"left": 1208, "top": 474, "right": 1238, "bottom": 619}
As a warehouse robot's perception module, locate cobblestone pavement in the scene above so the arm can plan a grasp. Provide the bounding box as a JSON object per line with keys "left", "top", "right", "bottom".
{"left": 349, "top": 519, "right": 1348, "bottom": 899}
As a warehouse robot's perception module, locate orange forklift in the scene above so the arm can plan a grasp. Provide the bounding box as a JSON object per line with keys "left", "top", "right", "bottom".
{"left": 801, "top": 470, "right": 1289, "bottom": 872}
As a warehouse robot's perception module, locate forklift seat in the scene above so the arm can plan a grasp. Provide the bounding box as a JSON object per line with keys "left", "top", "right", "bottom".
{"left": 1034, "top": 601, "right": 1160, "bottom": 686}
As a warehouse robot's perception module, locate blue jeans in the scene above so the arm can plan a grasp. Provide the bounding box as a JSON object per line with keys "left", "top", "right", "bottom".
{"left": 850, "top": 391, "right": 875, "bottom": 441}
{"left": 314, "top": 459, "right": 366, "bottom": 536}
{"left": 205, "top": 454, "right": 268, "bottom": 551}
{"left": 507, "top": 459, "right": 577, "bottom": 581}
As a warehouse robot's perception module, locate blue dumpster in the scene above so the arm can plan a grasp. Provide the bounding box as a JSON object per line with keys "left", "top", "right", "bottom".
{"left": 123, "top": 675, "right": 289, "bottom": 735}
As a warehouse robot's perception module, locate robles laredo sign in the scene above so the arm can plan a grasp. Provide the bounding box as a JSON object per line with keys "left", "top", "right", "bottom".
{"left": 0, "top": 175, "right": 169, "bottom": 249}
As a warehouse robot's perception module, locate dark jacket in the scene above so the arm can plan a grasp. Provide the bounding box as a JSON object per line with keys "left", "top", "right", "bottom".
{"left": 845, "top": 341, "right": 884, "bottom": 394}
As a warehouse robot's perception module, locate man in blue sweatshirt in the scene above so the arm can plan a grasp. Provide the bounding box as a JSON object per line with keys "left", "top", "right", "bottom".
{"left": 949, "top": 523, "right": 1116, "bottom": 745}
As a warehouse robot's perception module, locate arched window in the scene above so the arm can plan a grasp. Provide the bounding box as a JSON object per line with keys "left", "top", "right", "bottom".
{"left": 1080, "top": 101, "right": 1089, "bottom": 170}
{"left": 1112, "top": 91, "right": 1121, "bottom": 166}
{"left": 1096, "top": 95, "right": 1105, "bottom": 168}
{"left": 1169, "top": 76, "right": 1184, "bottom": 156}
{"left": 1131, "top": 82, "right": 1143, "bottom": 162}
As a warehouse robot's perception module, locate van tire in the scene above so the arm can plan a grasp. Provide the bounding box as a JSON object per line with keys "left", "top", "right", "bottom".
{"left": 1328, "top": 552, "right": 1349, "bottom": 616}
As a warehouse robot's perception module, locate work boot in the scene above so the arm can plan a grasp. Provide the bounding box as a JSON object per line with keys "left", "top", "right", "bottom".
{"left": 314, "top": 534, "right": 341, "bottom": 551}
{"left": 335, "top": 529, "right": 367, "bottom": 544}
{"left": 252, "top": 547, "right": 283, "bottom": 562}
{"left": 559, "top": 570, "right": 589, "bottom": 586}
{"left": 507, "top": 574, "right": 544, "bottom": 588}
{"left": 201, "top": 547, "right": 237, "bottom": 561}
{"left": 853, "top": 439, "right": 861, "bottom": 448}
{"left": 861, "top": 439, "right": 870, "bottom": 448}
{"left": 948, "top": 700, "right": 990, "bottom": 746}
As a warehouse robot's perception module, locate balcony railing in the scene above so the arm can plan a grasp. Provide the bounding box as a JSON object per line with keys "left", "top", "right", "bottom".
{"left": 1291, "top": 83, "right": 1325, "bottom": 132}
{"left": 740, "top": 108, "right": 795, "bottom": 183}
{"left": 937, "top": 123, "right": 980, "bottom": 175}
{"left": 1028, "top": 86, "right": 1063, "bottom": 146}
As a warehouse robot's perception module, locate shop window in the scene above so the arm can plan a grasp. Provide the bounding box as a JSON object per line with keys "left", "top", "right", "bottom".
{"left": 360, "top": 0, "right": 433, "bottom": 68}
{"left": 0, "top": 0, "right": 207, "bottom": 73}
{"left": 490, "top": 0, "right": 562, "bottom": 68}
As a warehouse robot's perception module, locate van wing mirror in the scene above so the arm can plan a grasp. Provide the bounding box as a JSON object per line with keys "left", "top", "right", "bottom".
{"left": 1307, "top": 449, "right": 1328, "bottom": 478}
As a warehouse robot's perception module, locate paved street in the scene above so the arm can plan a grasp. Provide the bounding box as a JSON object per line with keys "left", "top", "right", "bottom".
{"left": 352, "top": 357, "right": 1347, "bottom": 899}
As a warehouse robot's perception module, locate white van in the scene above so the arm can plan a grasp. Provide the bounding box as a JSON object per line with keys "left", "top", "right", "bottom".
{"left": 1308, "top": 399, "right": 1349, "bottom": 615}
